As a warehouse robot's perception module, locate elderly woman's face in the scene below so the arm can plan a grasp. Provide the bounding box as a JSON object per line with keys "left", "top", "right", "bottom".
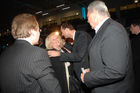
{"left": 50, "top": 35, "right": 61, "bottom": 50}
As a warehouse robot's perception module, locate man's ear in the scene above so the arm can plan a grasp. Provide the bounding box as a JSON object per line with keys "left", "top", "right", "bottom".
{"left": 30, "top": 29, "right": 36, "bottom": 36}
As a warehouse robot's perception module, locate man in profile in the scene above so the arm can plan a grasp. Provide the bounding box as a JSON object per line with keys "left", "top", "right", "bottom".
{"left": 81, "top": 1, "right": 134, "bottom": 93}
{"left": 0, "top": 13, "right": 61, "bottom": 93}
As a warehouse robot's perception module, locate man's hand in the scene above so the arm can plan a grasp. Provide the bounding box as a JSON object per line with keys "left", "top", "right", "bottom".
{"left": 48, "top": 50, "right": 60, "bottom": 57}
{"left": 81, "top": 68, "right": 90, "bottom": 83}
{"left": 63, "top": 47, "right": 71, "bottom": 53}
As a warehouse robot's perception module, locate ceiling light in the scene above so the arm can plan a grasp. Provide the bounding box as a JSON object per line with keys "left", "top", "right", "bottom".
{"left": 62, "top": 7, "right": 70, "bottom": 10}
{"left": 76, "top": 12, "right": 79, "bottom": 15}
{"left": 35, "top": 11, "right": 42, "bottom": 14}
{"left": 56, "top": 4, "right": 65, "bottom": 8}
{"left": 55, "top": 31, "right": 59, "bottom": 35}
{"left": 42, "top": 13, "right": 48, "bottom": 16}
{"left": 49, "top": 19, "right": 52, "bottom": 21}
{"left": 134, "top": 0, "right": 139, "bottom": 3}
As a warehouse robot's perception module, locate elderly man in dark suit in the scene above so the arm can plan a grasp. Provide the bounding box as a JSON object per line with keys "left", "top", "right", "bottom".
{"left": 81, "top": 1, "right": 134, "bottom": 93}
{"left": 0, "top": 13, "right": 61, "bottom": 93}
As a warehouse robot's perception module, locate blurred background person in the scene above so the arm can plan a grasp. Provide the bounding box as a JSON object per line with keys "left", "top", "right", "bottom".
{"left": 0, "top": 13, "right": 61, "bottom": 93}
{"left": 37, "top": 37, "right": 46, "bottom": 48}
{"left": 129, "top": 20, "right": 140, "bottom": 93}
{"left": 45, "top": 31, "right": 71, "bottom": 93}
{"left": 81, "top": 1, "right": 134, "bottom": 93}
{"left": 130, "top": 20, "right": 140, "bottom": 36}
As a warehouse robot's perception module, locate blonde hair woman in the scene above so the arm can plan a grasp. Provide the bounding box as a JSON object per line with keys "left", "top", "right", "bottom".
{"left": 45, "top": 32, "right": 64, "bottom": 51}
{"left": 45, "top": 31, "right": 71, "bottom": 93}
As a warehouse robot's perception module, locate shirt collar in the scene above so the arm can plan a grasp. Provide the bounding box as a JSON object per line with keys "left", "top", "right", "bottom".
{"left": 73, "top": 31, "right": 76, "bottom": 40}
{"left": 17, "top": 38, "right": 32, "bottom": 45}
{"left": 95, "top": 17, "right": 109, "bottom": 34}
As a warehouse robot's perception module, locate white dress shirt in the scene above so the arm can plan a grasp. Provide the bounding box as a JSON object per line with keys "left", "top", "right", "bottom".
{"left": 95, "top": 17, "right": 109, "bottom": 34}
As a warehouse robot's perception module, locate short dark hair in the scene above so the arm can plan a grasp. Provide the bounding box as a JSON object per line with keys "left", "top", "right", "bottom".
{"left": 131, "top": 20, "right": 140, "bottom": 27}
{"left": 61, "top": 22, "right": 74, "bottom": 30}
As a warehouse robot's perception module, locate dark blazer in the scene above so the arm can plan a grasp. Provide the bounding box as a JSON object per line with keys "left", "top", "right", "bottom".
{"left": 59, "top": 31, "right": 92, "bottom": 80}
{"left": 84, "top": 18, "right": 134, "bottom": 93}
{"left": 0, "top": 40, "right": 61, "bottom": 93}
{"left": 129, "top": 33, "right": 140, "bottom": 93}
{"left": 49, "top": 49, "right": 69, "bottom": 93}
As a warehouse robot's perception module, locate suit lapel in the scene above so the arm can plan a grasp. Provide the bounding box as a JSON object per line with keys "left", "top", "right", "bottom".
{"left": 74, "top": 31, "right": 79, "bottom": 41}
{"left": 88, "top": 18, "right": 112, "bottom": 51}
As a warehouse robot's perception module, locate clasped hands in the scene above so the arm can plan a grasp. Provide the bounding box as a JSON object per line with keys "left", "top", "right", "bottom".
{"left": 81, "top": 68, "right": 90, "bottom": 83}
{"left": 48, "top": 47, "right": 71, "bottom": 57}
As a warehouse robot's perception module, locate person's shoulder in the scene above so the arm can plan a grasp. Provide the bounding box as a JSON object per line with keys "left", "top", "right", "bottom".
{"left": 78, "top": 31, "right": 92, "bottom": 39}
{"left": 106, "top": 19, "right": 125, "bottom": 32}
{"left": 28, "top": 46, "right": 49, "bottom": 60}
{"left": 77, "top": 31, "right": 89, "bottom": 35}
{"left": 31, "top": 45, "right": 47, "bottom": 54}
{"left": 109, "top": 19, "right": 124, "bottom": 28}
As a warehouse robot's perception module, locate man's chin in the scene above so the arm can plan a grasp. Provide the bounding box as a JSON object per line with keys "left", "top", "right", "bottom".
{"left": 33, "top": 42, "right": 39, "bottom": 46}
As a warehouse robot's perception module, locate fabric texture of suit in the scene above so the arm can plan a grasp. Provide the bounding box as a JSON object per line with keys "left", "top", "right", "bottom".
{"left": 0, "top": 40, "right": 61, "bottom": 93}
{"left": 84, "top": 18, "right": 134, "bottom": 93}
{"left": 59, "top": 31, "right": 92, "bottom": 80}
{"left": 129, "top": 33, "right": 140, "bottom": 93}
{"left": 49, "top": 49, "right": 69, "bottom": 93}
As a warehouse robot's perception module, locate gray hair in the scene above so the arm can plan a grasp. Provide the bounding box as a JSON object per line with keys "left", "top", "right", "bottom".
{"left": 88, "top": 0, "right": 110, "bottom": 17}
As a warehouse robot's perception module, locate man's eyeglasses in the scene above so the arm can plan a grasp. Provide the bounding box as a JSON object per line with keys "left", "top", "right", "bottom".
{"left": 39, "top": 29, "right": 42, "bottom": 32}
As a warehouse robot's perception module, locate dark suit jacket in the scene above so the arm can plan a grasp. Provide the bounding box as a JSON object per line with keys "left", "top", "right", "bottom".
{"left": 59, "top": 31, "right": 92, "bottom": 80}
{"left": 0, "top": 40, "right": 61, "bottom": 93}
{"left": 84, "top": 18, "right": 134, "bottom": 93}
{"left": 130, "top": 33, "right": 140, "bottom": 64}
{"left": 129, "top": 33, "right": 140, "bottom": 93}
{"left": 49, "top": 49, "right": 69, "bottom": 93}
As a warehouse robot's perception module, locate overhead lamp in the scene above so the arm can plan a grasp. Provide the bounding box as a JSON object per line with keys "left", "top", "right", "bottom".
{"left": 35, "top": 11, "right": 42, "bottom": 14}
{"left": 76, "top": 12, "right": 79, "bottom": 15}
{"left": 62, "top": 7, "right": 70, "bottom": 10}
{"left": 134, "top": 0, "right": 139, "bottom": 3}
{"left": 55, "top": 31, "right": 59, "bottom": 35}
{"left": 42, "top": 13, "right": 48, "bottom": 16}
{"left": 49, "top": 19, "right": 52, "bottom": 21}
{"left": 56, "top": 4, "right": 65, "bottom": 8}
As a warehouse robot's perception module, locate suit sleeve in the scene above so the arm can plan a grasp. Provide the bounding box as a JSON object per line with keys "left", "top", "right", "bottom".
{"left": 84, "top": 27, "right": 129, "bottom": 88}
{"left": 31, "top": 49, "right": 61, "bottom": 93}
{"left": 64, "top": 41, "right": 73, "bottom": 51}
{"left": 59, "top": 33, "right": 91, "bottom": 62}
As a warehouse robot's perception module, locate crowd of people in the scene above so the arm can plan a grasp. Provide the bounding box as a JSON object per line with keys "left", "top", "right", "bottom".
{"left": 0, "top": 0, "right": 139, "bottom": 93}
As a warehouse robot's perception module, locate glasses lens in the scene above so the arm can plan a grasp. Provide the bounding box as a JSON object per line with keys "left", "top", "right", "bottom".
{"left": 39, "top": 29, "right": 42, "bottom": 32}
